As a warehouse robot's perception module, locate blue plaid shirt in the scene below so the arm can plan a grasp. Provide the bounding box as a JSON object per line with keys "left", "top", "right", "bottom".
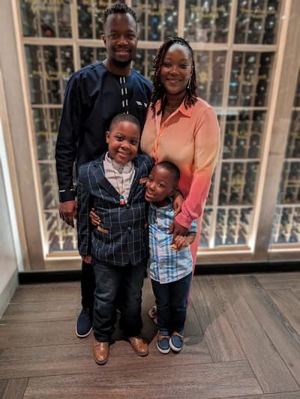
{"left": 149, "top": 201, "right": 197, "bottom": 284}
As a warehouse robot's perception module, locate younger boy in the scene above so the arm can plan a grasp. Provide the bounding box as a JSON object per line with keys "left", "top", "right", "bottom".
{"left": 145, "top": 161, "right": 197, "bottom": 354}
{"left": 77, "top": 113, "right": 153, "bottom": 365}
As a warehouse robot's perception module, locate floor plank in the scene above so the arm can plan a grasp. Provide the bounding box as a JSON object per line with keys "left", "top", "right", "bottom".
{"left": 1, "top": 273, "right": 300, "bottom": 399}
{"left": 236, "top": 275, "right": 300, "bottom": 386}
{"left": 292, "top": 288, "right": 300, "bottom": 300}
{"left": 0, "top": 378, "right": 28, "bottom": 399}
{"left": 0, "top": 380, "right": 8, "bottom": 398}
{"left": 192, "top": 276, "right": 245, "bottom": 362}
{"left": 211, "top": 392, "right": 300, "bottom": 399}
{"left": 1, "top": 301, "right": 79, "bottom": 323}
{"left": 10, "top": 282, "right": 80, "bottom": 304}
{"left": 255, "top": 272, "right": 300, "bottom": 291}
{"left": 269, "top": 289, "right": 300, "bottom": 335}
{"left": 23, "top": 361, "right": 262, "bottom": 399}
{"left": 0, "top": 334, "right": 212, "bottom": 379}
{"left": 0, "top": 320, "right": 81, "bottom": 350}
{"left": 211, "top": 275, "right": 298, "bottom": 393}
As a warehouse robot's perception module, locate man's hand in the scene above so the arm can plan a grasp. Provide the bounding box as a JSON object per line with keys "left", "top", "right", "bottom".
{"left": 59, "top": 200, "right": 77, "bottom": 228}
{"left": 81, "top": 254, "right": 92, "bottom": 264}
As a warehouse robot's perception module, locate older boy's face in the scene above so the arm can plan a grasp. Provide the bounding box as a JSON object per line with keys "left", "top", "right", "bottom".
{"left": 106, "top": 121, "right": 140, "bottom": 165}
{"left": 145, "top": 165, "right": 176, "bottom": 205}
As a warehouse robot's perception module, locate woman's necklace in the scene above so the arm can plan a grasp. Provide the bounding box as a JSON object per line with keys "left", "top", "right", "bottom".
{"left": 164, "top": 100, "right": 182, "bottom": 115}
{"left": 165, "top": 106, "right": 178, "bottom": 113}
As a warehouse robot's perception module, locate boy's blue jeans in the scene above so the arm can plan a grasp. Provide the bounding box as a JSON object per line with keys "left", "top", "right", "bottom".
{"left": 151, "top": 272, "right": 192, "bottom": 335}
{"left": 92, "top": 259, "right": 147, "bottom": 342}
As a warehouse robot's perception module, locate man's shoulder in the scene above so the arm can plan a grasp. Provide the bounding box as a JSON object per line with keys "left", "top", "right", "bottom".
{"left": 130, "top": 69, "right": 152, "bottom": 88}
{"left": 70, "top": 61, "right": 105, "bottom": 81}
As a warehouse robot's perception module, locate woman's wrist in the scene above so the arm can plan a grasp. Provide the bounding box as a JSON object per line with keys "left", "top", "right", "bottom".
{"left": 173, "top": 188, "right": 182, "bottom": 199}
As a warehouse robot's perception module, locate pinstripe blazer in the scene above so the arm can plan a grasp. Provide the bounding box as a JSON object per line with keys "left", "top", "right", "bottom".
{"left": 77, "top": 153, "right": 154, "bottom": 266}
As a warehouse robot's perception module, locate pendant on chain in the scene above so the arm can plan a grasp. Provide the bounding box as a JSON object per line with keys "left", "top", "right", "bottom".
{"left": 119, "top": 195, "right": 126, "bottom": 205}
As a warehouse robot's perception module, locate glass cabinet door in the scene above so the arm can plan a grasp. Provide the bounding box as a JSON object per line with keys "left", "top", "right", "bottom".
{"left": 12, "top": 0, "right": 300, "bottom": 268}
{"left": 270, "top": 71, "right": 300, "bottom": 247}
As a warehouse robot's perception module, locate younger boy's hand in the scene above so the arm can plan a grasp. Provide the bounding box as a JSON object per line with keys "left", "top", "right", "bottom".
{"left": 171, "top": 235, "right": 190, "bottom": 251}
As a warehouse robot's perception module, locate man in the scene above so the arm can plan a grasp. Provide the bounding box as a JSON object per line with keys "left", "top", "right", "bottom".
{"left": 55, "top": 2, "right": 152, "bottom": 342}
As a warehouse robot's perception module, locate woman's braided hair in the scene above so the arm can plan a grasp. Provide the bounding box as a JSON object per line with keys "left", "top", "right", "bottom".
{"left": 150, "top": 37, "right": 197, "bottom": 114}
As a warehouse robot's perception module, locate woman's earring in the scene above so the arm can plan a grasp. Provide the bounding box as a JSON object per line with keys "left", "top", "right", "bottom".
{"left": 187, "top": 77, "right": 191, "bottom": 90}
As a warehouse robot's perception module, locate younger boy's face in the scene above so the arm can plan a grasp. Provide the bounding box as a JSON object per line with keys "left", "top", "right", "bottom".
{"left": 145, "top": 164, "right": 176, "bottom": 206}
{"left": 106, "top": 120, "right": 140, "bottom": 165}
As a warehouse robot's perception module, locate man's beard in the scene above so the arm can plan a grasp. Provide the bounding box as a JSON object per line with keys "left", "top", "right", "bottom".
{"left": 112, "top": 57, "right": 133, "bottom": 68}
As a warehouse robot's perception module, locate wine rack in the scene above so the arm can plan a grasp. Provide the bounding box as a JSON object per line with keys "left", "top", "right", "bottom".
{"left": 271, "top": 71, "right": 300, "bottom": 245}
{"left": 14, "top": 0, "right": 300, "bottom": 260}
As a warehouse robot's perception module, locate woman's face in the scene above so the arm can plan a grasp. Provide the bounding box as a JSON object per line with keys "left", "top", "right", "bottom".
{"left": 160, "top": 43, "right": 193, "bottom": 96}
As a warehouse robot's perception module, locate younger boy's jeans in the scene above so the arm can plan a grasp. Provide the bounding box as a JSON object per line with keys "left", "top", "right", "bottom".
{"left": 151, "top": 272, "right": 192, "bottom": 335}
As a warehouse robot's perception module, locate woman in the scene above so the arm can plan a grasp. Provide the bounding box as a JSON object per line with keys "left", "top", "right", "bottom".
{"left": 141, "top": 36, "right": 220, "bottom": 267}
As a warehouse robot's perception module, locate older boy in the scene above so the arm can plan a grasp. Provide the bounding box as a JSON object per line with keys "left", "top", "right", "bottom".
{"left": 77, "top": 114, "right": 153, "bottom": 365}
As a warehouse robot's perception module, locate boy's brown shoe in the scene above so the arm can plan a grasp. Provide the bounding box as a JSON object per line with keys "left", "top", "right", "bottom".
{"left": 93, "top": 339, "right": 109, "bottom": 365}
{"left": 128, "top": 337, "right": 149, "bottom": 357}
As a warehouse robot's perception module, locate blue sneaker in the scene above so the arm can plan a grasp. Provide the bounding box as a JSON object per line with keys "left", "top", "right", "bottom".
{"left": 170, "top": 332, "right": 183, "bottom": 353}
{"left": 157, "top": 332, "right": 170, "bottom": 354}
{"left": 76, "top": 307, "right": 93, "bottom": 338}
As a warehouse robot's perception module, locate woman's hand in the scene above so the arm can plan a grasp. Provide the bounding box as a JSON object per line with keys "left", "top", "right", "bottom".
{"left": 168, "top": 219, "right": 189, "bottom": 238}
{"left": 90, "top": 208, "right": 100, "bottom": 226}
{"left": 173, "top": 191, "right": 184, "bottom": 216}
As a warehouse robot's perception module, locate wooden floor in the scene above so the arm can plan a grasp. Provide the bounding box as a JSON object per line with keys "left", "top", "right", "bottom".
{"left": 1, "top": 272, "right": 300, "bottom": 399}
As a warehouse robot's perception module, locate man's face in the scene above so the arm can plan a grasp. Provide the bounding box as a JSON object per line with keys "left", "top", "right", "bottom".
{"left": 102, "top": 13, "right": 138, "bottom": 69}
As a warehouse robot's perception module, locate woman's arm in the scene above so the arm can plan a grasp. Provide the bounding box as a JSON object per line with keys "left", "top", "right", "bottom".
{"left": 176, "top": 107, "right": 220, "bottom": 228}
{"left": 172, "top": 189, "right": 184, "bottom": 216}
